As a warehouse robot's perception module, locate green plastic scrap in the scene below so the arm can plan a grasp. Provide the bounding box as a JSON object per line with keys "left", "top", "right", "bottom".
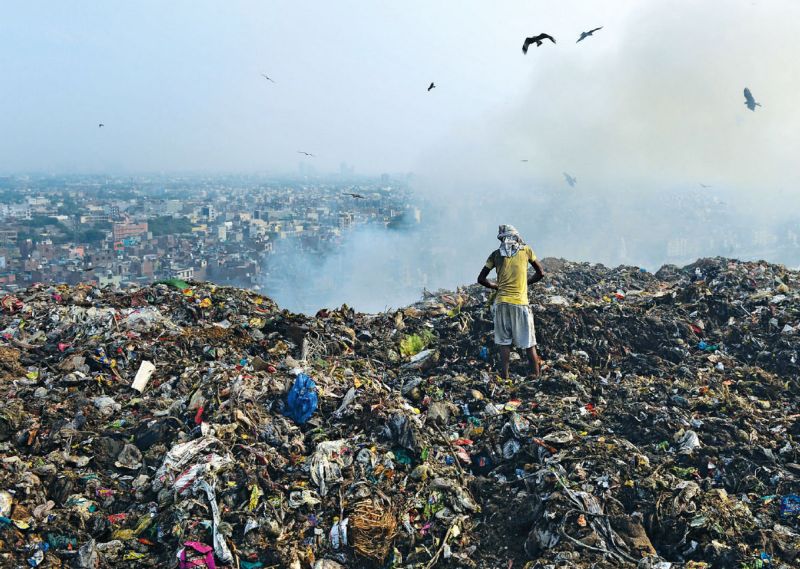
{"left": 672, "top": 466, "right": 699, "bottom": 478}
{"left": 399, "top": 330, "right": 435, "bottom": 358}
{"left": 46, "top": 534, "right": 78, "bottom": 549}
{"left": 393, "top": 448, "right": 412, "bottom": 465}
{"left": 157, "top": 278, "right": 191, "bottom": 290}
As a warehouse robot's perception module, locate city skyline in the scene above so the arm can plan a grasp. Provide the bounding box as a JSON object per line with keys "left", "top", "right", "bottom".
{"left": 2, "top": 172, "right": 797, "bottom": 314}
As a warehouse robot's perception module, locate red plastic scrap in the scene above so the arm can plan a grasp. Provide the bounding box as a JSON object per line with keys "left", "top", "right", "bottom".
{"left": 1, "top": 295, "right": 23, "bottom": 313}
{"left": 108, "top": 513, "right": 127, "bottom": 524}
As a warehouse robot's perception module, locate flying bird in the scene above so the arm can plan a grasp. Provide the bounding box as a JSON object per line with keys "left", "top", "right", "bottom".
{"left": 98, "top": 123, "right": 104, "bottom": 128}
{"left": 428, "top": 82, "right": 436, "bottom": 92}
{"left": 576, "top": 27, "right": 603, "bottom": 43}
{"left": 343, "top": 192, "right": 366, "bottom": 199}
{"left": 699, "top": 183, "right": 712, "bottom": 188}
{"left": 261, "top": 74, "right": 275, "bottom": 83}
{"left": 743, "top": 87, "right": 761, "bottom": 111}
{"left": 520, "top": 159, "right": 529, "bottom": 162}
{"left": 297, "top": 151, "right": 315, "bottom": 157}
{"left": 522, "top": 33, "right": 556, "bottom": 54}
{"left": 563, "top": 172, "right": 577, "bottom": 187}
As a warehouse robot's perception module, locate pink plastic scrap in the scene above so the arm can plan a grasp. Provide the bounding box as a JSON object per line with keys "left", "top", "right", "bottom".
{"left": 179, "top": 541, "right": 216, "bottom": 569}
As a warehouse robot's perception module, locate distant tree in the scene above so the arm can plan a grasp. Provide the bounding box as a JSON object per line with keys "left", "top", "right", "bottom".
{"left": 80, "top": 229, "right": 108, "bottom": 243}
{"left": 0, "top": 190, "right": 25, "bottom": 204}
{"left": 16, "top": 230, "right": 43, "bottom": 244}
{"left": 56, "top": 198, "right": 80, "bottom": 216}
{"left": 27, "top": 215, "right": 61, "bottom": 228}
{"left": 148, "top": 215, "right": 193, "bottom": 236}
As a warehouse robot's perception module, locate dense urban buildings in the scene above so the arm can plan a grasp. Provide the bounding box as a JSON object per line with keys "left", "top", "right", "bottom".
{"left": 0, "top": 174, "right": 415, "bottom": 293}
{"left": 1, "top": 174, "right": 798, "bottom": 312}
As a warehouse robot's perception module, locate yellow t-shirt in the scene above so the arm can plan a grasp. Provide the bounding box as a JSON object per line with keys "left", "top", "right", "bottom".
{"left": 485, "top": 245, "right": 537, "bottom": 305}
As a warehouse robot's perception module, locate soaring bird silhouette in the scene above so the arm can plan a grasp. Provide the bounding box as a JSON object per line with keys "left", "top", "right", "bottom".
{"left": 297, "top": 151, "right": 315, "bottom": 157}
{"left": 520, "top": 159, "right": 529, "bottom": 162}
{"left": 522, "top": 33, "right": 556, "bottom": 54}
{"left": 699, "top": 183, "right": 712, "bottom": 188}
{"left": 261, "top": 74, "right": 275, "bottom": 83}
{"left": 98, "top": 123, "right": 104, "bottom": 128}
{"left": 576, "top": 27, "right": 603, "bottom": 43}
{"left": 343, "top": 192, "right": 366, "bottom": 199}
{"left": 428, "top": 82, "right": 436, "bottom": 92}
{"left": 743, "top": 87, "right": 761, "bottom": 111}
{"left": 563, "top": 172, "right": 577, "bottom": 187}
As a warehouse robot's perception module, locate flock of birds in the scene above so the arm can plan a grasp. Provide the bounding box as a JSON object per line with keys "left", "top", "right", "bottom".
{"left": 93, "top": 25, "right": 764, "bottom": 192}
{"left": 514, "top": 27, "right": 761, "bottom": 188}
{"left": 287, "top": 26, "right": 610, "bottom": 193}
{"left": 520, "top": 26, "right": 603, "bottom": 53}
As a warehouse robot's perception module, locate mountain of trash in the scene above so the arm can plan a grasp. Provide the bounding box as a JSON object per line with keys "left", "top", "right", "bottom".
{"left": 1, "top": 257, "right": 799, "bottom": 569}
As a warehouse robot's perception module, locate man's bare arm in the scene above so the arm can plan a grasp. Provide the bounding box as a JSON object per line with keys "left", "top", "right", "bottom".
{"left": 478, "top": 266, "right": 498, "bottom": 290}
{"left": 528, "top": 259, "right": 544, "bottom": 284}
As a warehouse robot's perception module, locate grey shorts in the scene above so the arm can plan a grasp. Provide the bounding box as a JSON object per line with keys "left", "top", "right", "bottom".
{"left": 493, "top": 302, "right": 537, "bottom": 348}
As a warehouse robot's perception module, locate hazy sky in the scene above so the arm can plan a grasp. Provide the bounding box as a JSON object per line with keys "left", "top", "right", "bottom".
{"left": 3, "top": 0, "right": 797, "bottom": 179}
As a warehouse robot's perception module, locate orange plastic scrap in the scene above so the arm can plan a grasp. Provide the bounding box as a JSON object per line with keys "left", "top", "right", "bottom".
{"left": 532, "top": 437, "right": 557, "bottom": 454}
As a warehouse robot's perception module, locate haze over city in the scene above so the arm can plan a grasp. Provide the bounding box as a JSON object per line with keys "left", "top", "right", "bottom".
{"left": 1, "top": 0, "right": 799, "bottom": 312}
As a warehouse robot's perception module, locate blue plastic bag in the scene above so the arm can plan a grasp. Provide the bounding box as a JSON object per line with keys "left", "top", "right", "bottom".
{"left": 780, "top": 495, "right": 800, "bottom": 518}
{"left": 284, "top": 373, "right": 318, "bottom": 424}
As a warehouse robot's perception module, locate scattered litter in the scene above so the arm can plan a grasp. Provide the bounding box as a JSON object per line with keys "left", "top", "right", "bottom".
{"left": 0, "top": 258, "right": 799, "bottom": 567}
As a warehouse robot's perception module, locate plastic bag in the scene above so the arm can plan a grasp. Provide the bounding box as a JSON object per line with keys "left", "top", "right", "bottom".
{"left": 284, "top": 373, "right": 318, "bottom": 424}
{"left": 179, "top": 541, "right": 216, "bottom": 569}
{"left": 780, "top": 494, "right": 800, "bottom": 518}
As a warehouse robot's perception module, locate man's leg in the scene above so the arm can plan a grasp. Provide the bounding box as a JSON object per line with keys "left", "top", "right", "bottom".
{"left": 526, "top": 346, "right": 540, "bottom": 377}
{"left": 494, "top": 303, "right": 512, "bottom": 380}
{"left": 523, "top": 306, "right": 540, "bottom": 378}
{"left": 499, "top": 345, "right": 511, "bottom": 380}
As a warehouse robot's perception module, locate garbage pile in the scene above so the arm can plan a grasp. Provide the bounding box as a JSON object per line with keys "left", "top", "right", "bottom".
{"left": 0, "top": 257, "right": 799, "bottom": 568}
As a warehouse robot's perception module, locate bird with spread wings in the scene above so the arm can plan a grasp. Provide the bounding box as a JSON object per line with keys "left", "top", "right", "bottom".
{"left": 522, "top": 33, "right": 556, "bottom": 54}
{"left": 743, "top": 88, "right": 761, "bottom": 111}
{"left": 577, "top": 27, "right": 603, "bottom": 43}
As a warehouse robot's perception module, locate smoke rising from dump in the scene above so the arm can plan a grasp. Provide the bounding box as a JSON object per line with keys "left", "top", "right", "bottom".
{"left": 265, "top": 0, "right": 800, "bottom": 314}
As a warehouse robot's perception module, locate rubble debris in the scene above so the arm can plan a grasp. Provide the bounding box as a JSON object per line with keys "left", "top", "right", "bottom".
{"left": 0, "top": 257, "right": 799, "bottom": 568}
{"left": 131, "top": 360, "right": 156, "bottom": 393}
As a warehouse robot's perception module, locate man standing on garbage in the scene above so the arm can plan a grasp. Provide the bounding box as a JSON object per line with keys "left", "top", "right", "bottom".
{"left": 477, "top": 224, "right": 544, "bottom": 379}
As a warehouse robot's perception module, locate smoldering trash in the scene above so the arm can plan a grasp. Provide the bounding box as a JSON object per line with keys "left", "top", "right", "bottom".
{"left": 0, "top": 257, "right": 799, "bottom": 568}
